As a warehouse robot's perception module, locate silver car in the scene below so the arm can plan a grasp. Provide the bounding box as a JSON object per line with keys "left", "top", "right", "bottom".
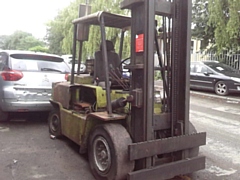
{"left": 0, "top": 50, "right": 70, "bottom": 121}
{"left": 61, "top": 54, "right": 86, "bottom": 73}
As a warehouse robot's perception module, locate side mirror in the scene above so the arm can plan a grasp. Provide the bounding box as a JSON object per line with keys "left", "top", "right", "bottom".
{"left": 203, "top": 72, "right": 213, "bottom": 76}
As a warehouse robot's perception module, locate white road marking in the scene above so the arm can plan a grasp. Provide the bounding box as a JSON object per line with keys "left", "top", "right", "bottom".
{"left": 207, "top": 166, "right": 237, "bottom": 176}
{"left": 190, "top": 109, "right": 240, "bottom": 167}
{"left": 32, "top": 174, "right": 49, "bottom": 179}
{"left": 190, "top": 110, "right": 240, "bottom": 136}
{"left": 0, "top": 126, "right": 9, "bottom": 132}
{"left": 205, "top": 137, "right": 240, "bottom": 165}
{"left": 212, "top": 106, "right": 240, "bottom": 115}
{"left": 30, "top": 166, "right": 52, "bottom": 179}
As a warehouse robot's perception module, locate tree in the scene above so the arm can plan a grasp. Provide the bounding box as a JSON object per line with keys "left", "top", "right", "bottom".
{"left": 208, "top": 0, "right": 240, "bottom": 53}
{"left": 0, "top": 31, "right": 46, "bottom": 51}
{"left": 0, "top": 35, "right": 8, "bottom": 49}
{"left": 29, "top": 46, "right": 49, "bottom": 53}
{"left": 192, "top": 0, "right": 215, "bottom": 51}
{"left": 45, "top": 12, "right": 66, "bottom": 55}
{"left": 45, "top": 0, "right": 130, "bottom": 60}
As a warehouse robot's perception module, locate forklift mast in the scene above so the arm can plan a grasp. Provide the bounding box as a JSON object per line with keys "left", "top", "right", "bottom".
{"left": 120, "top": 0, "right": 206, "bottom": 176}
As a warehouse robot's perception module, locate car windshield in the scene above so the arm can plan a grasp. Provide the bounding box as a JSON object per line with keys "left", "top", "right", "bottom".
{"left": 10, "top": 54, "right": 70, "bottom": 73}
{"left": 204, "top": 61, "right": 238, "bottom": 73}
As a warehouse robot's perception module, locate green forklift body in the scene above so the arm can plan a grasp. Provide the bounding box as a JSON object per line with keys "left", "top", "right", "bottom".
{"left": 51, "top": 76, "right": 129, "bottom": 151}
{"left": 48, "top": 1, "right": 206, "bottom": 179}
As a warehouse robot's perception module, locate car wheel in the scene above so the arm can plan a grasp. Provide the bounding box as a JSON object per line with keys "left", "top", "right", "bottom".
{"left": 48, "top": 108, "right": 62, "bottom": 138}
{"left": 215, "top": 81, "right": 229, "bottom": 96}
{"left": 0, "top": 108, "right": 9, "bottom": 122}
{"left": 88, "top": 123, "right": 134, "bottom": 180}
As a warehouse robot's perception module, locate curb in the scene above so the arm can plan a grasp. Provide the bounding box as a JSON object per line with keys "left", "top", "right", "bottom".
{"left": 155, "top": 85, "right": 240, "bottom": 104}
{"left": 190, "top": 91, "right": 240, "bottom": 103}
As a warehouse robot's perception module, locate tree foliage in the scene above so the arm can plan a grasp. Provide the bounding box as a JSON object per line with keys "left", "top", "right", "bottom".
{"left": 192, "top": 0, "right": 240, "bottom": 53}
{"left": 46, "top": 0, "right": 130, "bottom": 61}
{"left": 29, "top": 46, "right": 49, "bottom": 53}
{"left": 0, "top": 31, "right": 46, "bottom": 51}
{"left": 192, "top": 0, "right": 215, "bottom": 51}
{"left": 208, "top": 0, "right": 240, "bottom": 53}
{"left": 0, "top": 35, "right": 8, "bottom": 49}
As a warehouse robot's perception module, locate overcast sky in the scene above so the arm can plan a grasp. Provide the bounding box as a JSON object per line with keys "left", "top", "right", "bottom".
{"left": 0, "top": 0, "right": 72, "bottom": 39}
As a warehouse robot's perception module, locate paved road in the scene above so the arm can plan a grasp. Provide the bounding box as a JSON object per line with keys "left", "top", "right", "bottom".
{"left": 0, "top": 114, "right": 95, "bottom": 180}
{"left": 190, "top": 92, "right": 240, "bottom": 180}
{"left": 0, "top": 91, "right": 240, "bottom": 180}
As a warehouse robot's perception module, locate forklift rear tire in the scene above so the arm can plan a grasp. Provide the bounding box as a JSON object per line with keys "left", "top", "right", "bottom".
{"left": 48, "top": 108, "right": 62, "bottom": 138}
{"left": 88, "top": 123, "right": 134, "bottom": 180}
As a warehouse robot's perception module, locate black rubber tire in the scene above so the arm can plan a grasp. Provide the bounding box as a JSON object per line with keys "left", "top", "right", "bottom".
{"left": 189, "top": 121, "right": 199, "bottom": 157}
{"left": 214, "top": 81, "right": 229, "bottom": 96}
{"left": 48, "top": 108, "right": 62, "bottom": 138}
{"left": 0, "top": 108, "right": 9, "bottom": 122}
{"left": 88, "top": 123, "right": 134, "bottom": 180}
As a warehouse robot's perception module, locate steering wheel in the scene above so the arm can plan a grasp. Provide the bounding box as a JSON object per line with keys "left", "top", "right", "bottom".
{"left": 119, "top": 57, "right": 130, "bottom": 73}
{"left": 119, "top": 57, "right": 131, "bottom": 79}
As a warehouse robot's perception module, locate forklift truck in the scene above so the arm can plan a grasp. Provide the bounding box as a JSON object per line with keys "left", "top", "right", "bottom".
{"left": 48, "top": 0, "right": 206, "bottom": 179}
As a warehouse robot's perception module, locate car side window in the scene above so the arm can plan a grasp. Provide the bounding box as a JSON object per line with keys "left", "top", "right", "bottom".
{"left": 190, "top": 64, "right": 196, "bottom": 72}
{"left": 0, "top": 53, "right": 8, "bottom": 71}
{"left": 206, "top": 68, "right": 213, "bottom": 74}
{"left": 196, "top": 64, "right": 208, "bottom": 73}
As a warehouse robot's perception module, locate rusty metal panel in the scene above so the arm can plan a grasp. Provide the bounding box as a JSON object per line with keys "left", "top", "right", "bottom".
{"left": 73, "top": 74, "right": 93, "bottom": 84}
{"left": 87, "top": 111, "right": 126, "bottom": 121}
{"left": 153, "top": 113, "right": 170, "bottom": 130}
{"left": 129, "top": 132, "right": 206, "bottom": 160}
{"left": 61, "top": 109, "right": 86, "bottom": 145}
{"left": 77, "top": 4, "right": 91, "bottom": 41}
{"left": 120, "top": 0, "right": 144, "bottom": 9}
{"left": 52, "top": 82, "right": 84, "bottom": 109}
{"left": 73, "top": 11, "right": 131, "bottom": 29}
{"left": 128, "top": 156, "right": 205, "bottom": 180}
{"left": 155, "top": 0, "right": 172, "bottom": 16}
{"left": 52, "top": 82, "right": 71, "bottom": 109}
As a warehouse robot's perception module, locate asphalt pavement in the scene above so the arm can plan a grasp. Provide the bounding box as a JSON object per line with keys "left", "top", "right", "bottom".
{"left": 1, "top": 83, "right": 239, "bottom": 180}
{"left": 190, "top": 90, "right": 240, "bottom": 104}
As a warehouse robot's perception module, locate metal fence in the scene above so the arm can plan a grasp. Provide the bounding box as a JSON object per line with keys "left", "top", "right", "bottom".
{"left": 191, "top": 53, "right": 240, "bottom": 70}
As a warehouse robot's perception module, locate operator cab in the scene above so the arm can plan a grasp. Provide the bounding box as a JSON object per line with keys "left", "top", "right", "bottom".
{"left": 94, "top": 40, "right": 123, "bottom": 88}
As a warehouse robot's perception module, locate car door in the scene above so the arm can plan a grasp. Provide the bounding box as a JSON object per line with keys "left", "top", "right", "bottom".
{"left": 190, "top": 62, "right": 198, "bottom": 88}
{"left": 194, "top": 63, "right": 215, "bottom": 90}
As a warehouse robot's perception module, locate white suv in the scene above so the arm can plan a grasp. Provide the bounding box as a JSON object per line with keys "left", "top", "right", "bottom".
{"left": 0, "top": 50, "right": 70, "bottom": 121}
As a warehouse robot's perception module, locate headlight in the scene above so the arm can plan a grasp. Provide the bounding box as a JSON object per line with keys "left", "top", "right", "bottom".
{"left": 230, "top": 77, "right": 240, "bottom": 83}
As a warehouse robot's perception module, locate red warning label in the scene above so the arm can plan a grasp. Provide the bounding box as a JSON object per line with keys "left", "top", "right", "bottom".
{"left": 135, "top": 34, "right": 144, "bottom": 52}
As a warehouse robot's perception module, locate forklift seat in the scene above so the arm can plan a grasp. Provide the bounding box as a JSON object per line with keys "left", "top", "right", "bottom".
{"left": 94, "top": 40, "right": 122, "bottom": 86}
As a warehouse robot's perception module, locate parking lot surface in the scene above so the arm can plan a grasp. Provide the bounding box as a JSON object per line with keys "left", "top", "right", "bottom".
{"left": 0, "top": 113, "right": 95, "bottom": 180}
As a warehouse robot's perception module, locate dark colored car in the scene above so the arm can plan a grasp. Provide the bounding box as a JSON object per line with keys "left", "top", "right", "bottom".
{"left": 190, "top": 61, "right": 240, "bottom": 96}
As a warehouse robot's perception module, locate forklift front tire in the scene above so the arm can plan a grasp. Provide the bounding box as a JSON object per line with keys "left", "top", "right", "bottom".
{"left": 189, "top": 122, "right": 199, "bottom": 157}
{"left": 48, "top": 108, "right": 62, "bottom": 138}
{"left": 88, "top": 123, "right": 134, "bottom": 180}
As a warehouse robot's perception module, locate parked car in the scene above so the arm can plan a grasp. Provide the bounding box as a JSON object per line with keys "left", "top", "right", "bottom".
{"left": 61, "top": 54, "right": 86, "bottom": 73}
{"left": 0, "top": 50, "right": 70, "bottom": 121}
{"left": 190, "top": 61, "right": 240, "bottom": 96}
